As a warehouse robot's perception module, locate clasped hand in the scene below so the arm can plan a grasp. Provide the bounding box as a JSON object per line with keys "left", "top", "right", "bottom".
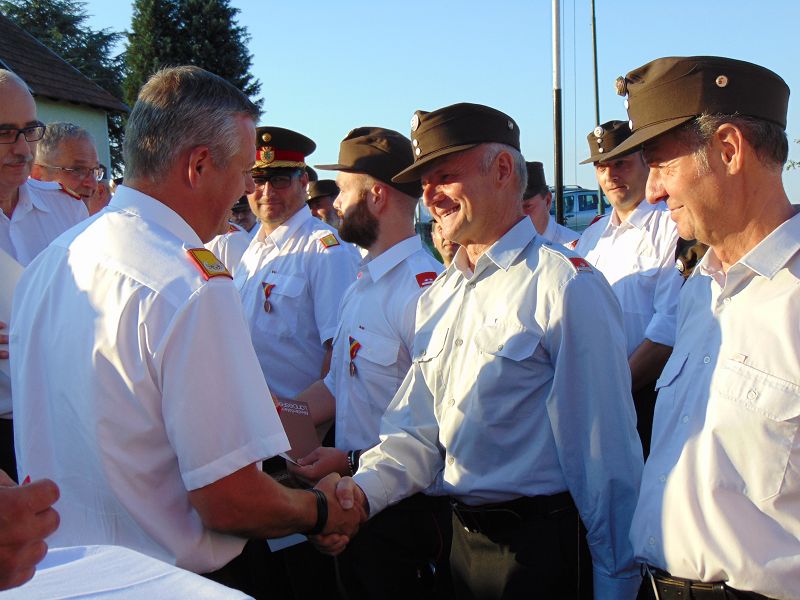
{"left": 310, "top": 473, "right": 368, "bottom": 556}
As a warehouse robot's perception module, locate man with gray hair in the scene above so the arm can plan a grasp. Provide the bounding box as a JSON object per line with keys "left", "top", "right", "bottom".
{"left": 11, "top": 65, "right": 364, "bottom": 597}
{"left": 31, "top": 121, "right": 102, "bottom": 201}
{"left": 315, "top": 103, "right": 644, "bottom": 600}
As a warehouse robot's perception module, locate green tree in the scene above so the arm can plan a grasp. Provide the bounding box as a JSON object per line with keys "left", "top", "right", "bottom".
{"left": 0, "top": 0, "right": 127, "bottom": 173}
{"left": 124, "top": 0, "right": 261, "bottom": 109}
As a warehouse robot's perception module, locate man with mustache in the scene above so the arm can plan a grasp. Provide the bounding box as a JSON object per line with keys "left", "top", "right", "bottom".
{"left": 574, "top": 120, "right": 682, "bottom": 457}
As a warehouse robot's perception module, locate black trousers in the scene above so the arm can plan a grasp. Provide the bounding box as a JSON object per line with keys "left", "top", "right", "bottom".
{"left": 633, "top": 381, "right": 658, "bottom": 459}
{"left": 0, "top": 418, "right": 17, "bottom": 482}
{"left": 204, "top": 538, "right": 294, "bottom": 600}
{"left": 637, "top": 570, "right": 774, "bottom": 600}
{"left": 449, "top": 494, "right": 582, "bottom": 600}
{"left": 336, "top": 493, "right": 454, "bottom": 600}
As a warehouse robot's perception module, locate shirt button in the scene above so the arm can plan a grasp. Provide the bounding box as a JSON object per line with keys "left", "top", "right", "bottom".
{"left": 420, "top": 349, "right": 426, "bottom": 356}
{"left": 648, "top": 536, "right": 656, "bottom": 546}
{"left": 454, "top": 338, "right": 463, "bottom": 347}
{"left": 681, "top": 415, "right": 689, "bottom": 424}
{"left": 747, "top": 389, "right": 759, "bottom": 401}
{"left": 467, "top": 282, "right": 475, "bottom": 289}
{"left": 497, "top": 344, "right": 504, "bottom": 351}
{"left": 447, "top": 456, "right": 455, "bottom": 466}
{"left": 447, "top": 398, "right": 455, "bottom": 407}
{"left": 659, "top": 474, "right": 666, "bottom": 483}
{"left": 723, "top": 297, "right": 731, "bottom": 305}
{"left": 703, "top": 355, "right": 711, "bottom": 364}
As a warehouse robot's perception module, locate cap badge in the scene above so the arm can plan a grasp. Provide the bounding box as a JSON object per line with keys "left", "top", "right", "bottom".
{"left": 629, "top": 119, "right": 634, "bottom": 130}
{"left": 598, "top": 147, "right": 604, "bottom": 153}
{"left": 624, "top": 99, "right": 630, "bottom": 110}
{"left": 257, "top": 147, "right": 275, "bottom": 165}
{"left": 507, "top": 120, "right": 514, "bottom": 130}
{"left": 715, "top": 75, "right": 729, "bottom": 88}
{"left": 615, "top": 76, "right": 627, "bottom": 96}
{"left": 593, "top": 126, "right": 604, "bottom": 137}
{"left": 415, "top": 147, "right": 421, "bottom": 156}
{"left": 411, "top": 113, "right": 420, "bottom": 132}
{"left": 261, "top": 132, "right": 272, "bottom": 143}
{"left": 412, "top": 138, "right": 419, "bottom": 147}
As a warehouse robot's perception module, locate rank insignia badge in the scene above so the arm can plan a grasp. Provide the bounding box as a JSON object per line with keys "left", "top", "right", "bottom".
{"left": 186, "top": 248, "right": 232, "bottom": 280}
{"left": 319, "top": 233, "right": 340, "bottom": 249}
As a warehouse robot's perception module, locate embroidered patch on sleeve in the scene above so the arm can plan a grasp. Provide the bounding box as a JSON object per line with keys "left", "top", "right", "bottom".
{"left": 568, "top": 257, "right": 593, "bottom": 273}
{"left": 319, "top": 233, "right": 340, "bottom": 249}
{"left": 415, "top": 271, "right": 438, "bottom": 287}
{"left": 186, "top": 248, "right": 232, "bottom": 280}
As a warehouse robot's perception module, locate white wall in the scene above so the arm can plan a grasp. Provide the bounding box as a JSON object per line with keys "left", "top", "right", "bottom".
{"left": 34, "top": 98, "right": 111, "bottom": 172}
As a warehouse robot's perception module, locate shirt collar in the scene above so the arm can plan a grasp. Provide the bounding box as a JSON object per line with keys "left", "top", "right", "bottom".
{"left": 608, "top": 198, "right": 652, "bottom": 230}
{"left": 365, "top": 235, "right": 424, "bottom": 282}
{"left": 452, "top": 217, "right": 534, "bottom": 280}
{"left": 16, "top": 180, "right": 54, "bottom": 216}
{"left": 108, "top": 185, "right": 202, "bottom": 246}
{"left": 259, "top": 204, "right": 313, "bottom": 250}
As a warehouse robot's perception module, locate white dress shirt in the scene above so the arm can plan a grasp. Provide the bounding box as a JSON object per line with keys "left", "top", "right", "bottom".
{"left": 354, "top": 217, "right": 643, "bottom": 599}
{"left": 0, "top": 179, "right": 88, "bottom": 418}
{"left": 11, "top": 186, "right": 289, "bottom": 573}
{"left": 205, "top": 225, "right": 251, "bottom": 276}
{"left": 234, "top": 206, "right": 359, "bottom": 398}
{"left": 575, "top": 200, "right": 682, "bottom": 356}
{"left": 324, "top": 235, "right": 442, "bottom": 451}
{"left": 631, "top": 212, "right": 800, "bottom": 599}
{"left": 540, "top": 216, "right": 578, "bottom": 246}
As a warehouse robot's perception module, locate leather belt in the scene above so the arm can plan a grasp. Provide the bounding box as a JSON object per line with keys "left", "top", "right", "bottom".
{"left": 451, "top": 491, "right": 575, "bottom": 535}
{"left": 643, "top": 565, "right": 773, "bottom": 600}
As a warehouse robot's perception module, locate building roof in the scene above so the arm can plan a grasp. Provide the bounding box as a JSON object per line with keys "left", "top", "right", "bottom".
{"left": 0, "top": 14, "right": 129, "bottom": 113}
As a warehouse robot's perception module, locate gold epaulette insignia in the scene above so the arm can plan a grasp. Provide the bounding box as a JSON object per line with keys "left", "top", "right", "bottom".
{"left": 319, "top": 233, "right": 340, "bottom": 249}
{"left": 186, "top": 248, "right": 232, "bottom": 280}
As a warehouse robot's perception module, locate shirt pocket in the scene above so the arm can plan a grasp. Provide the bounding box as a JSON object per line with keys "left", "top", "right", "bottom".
{"left": 712, "top": 359, "right": 800, "bottom": 502}
{"left": 413, "top": 326, "right": 448, "bottom": 364}
{"left": 616, "top": 255, "right": 660, "bottom": 315}
{"left": 255, "top": 272, "right": 306, "bottom": 337}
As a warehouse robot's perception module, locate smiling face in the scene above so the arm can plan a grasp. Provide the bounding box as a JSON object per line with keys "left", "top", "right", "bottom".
{"left": 247, "top": 168, "right": 308, "bottom": 231}
{"left": 0, "top": 78, "right": 38, "bottom": 193}
{"left": 594, "top": 151, "right": 649, "bottom": 217}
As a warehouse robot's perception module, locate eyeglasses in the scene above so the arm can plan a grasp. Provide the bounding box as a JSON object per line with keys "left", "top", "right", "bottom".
{"left": 0, "top": 124, "right": 46, "bottom": 145}
{"left": 35, "top": 164, "right": 106, "bottom": 182}
{"left": 253, "top": 171, "right": 300, "bottom": 190}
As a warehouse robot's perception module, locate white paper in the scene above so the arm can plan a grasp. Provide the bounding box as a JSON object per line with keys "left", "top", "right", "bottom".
{"left": 267, "top": 533, "right": 307, "bottom": 552}
{"left": 0, "top": 249, "right": 23, "bottom": 378}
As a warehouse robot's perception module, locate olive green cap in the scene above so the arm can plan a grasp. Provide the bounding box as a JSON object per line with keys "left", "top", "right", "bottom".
{"left": 392, "top": 102, "right": 520, "bottom": 183}
{"left": 580, "top": 120, "right": 635, "bottom": 164}
{"left": 307, "top": 180, "right": 339, "bottom": 202}
{"left": 603, "top": 56, "right": 789, "bottom": 160}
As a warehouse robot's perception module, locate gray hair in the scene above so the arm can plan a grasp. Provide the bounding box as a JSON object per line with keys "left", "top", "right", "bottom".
{"left": 35, "top": 122, "right": 95, "bottom": 164}
{"left": 677, "top": 112, "right": 788, "bottom": 171}
{"left": 478, "top": 142, "right": 528, "bottom": 197}
{"left": 123, "top": 65, "right": 260, "bottom": 182}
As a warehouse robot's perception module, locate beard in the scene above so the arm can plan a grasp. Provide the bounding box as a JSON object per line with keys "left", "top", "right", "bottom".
{"left": 338, "top": 190, "right": 379, "bottom": 249}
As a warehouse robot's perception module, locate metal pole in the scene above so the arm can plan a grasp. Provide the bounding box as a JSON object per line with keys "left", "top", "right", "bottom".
{"left": 553, "top": 0, "right": 564, "bottom": 226}
{"left": 591, "top": 0, "right": 605, "bottom": 216}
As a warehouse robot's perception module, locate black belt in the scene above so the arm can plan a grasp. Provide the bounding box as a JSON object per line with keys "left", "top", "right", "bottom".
{"left": 451, "top": 491, "right": 575, "bottom": 535}
{"left": 644, "top": 566, "right": 773, "bottom": 600}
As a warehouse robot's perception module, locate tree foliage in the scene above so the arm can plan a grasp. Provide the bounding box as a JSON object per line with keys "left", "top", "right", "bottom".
{"left": 124, "top": 0, "right": 261, "bottom": 109}
{"left": 0, "top": 0, "right": 127, "bottom": 173}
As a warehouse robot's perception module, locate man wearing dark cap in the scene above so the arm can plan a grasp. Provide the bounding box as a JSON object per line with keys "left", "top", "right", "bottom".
{"left": 286, "top": 126, "right": 448, "bottom": 599}
{"left": 606, "top": 56, "right": 799, "bottom": 600}
{"left": 204, "top": 196, "right": 252, "bottom": 274}
{"left": 315, "top": 103, "right": 644, "bottom": 600}
{"left": 234, "top": 126, "right": 359, "bottom": 400}
{"left": 307, "top": 179, "right": 342, "bottom": 229}
{"left": 522, "top": 160, "right": 577, "bottom": 246}
{"left": 230, "top": 194, "right": 258, "bottom": 235}
{"left": 574, "top": 120, "right": 682, "bottom": 458}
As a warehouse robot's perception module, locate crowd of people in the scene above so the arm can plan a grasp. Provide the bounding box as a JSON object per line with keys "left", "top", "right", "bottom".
{"left": 0, "top": 53, "right": 797, "bottom": 600}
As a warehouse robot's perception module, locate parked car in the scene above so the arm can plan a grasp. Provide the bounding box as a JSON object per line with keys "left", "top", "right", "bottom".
{"left": 550, "top": 185, "right": 611, "bottom": 232}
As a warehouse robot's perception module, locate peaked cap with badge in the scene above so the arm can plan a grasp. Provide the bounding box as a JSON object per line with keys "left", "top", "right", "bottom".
{"left": 524, "top": 161, "right": 549, "bottom": 198}
{"left": 253, "top": 126, "right": 316, "bottom": 171}
{"left": 602, "top": 55, "right": 790, "bottom": 161}
{"left": 392, "top": 102, "right": 520, "bottom": 183}
{"left": 307, "top": 180, "right": 339, "bottom": 202}
{"left": 316, "top": 126, "right": 422, "bottom": 198}
{"left": 580, "top": 120, "right": 635, "bottom": 164}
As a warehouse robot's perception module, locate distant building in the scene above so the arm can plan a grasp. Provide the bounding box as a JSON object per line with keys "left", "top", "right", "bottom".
{"left": 0, "top": 13, "right": 128, "bottom": 171}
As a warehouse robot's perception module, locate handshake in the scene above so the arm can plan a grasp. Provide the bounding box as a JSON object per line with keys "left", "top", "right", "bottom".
{"left": 309, "top": 472, "right": 369, "bottom": 556}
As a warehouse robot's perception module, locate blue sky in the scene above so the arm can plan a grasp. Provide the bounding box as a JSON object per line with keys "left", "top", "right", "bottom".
{"left": 84, "top": 0, "right": 800, "bottom": 198}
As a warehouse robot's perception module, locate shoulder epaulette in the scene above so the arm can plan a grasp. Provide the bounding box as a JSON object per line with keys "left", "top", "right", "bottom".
{"left": 186, "top": 248, "right": 232, "bottom": 280}
{"left": 319, "top": 233, "right": 340, "bottom": 249}
{"left": 568, "top": 257, "right": 593, "bottom": 273}
{"left": 58, "top": 183, "right": 82, "bottom": 200}
{"left": 415, "top": 271, "right": 438, "bottom": 288}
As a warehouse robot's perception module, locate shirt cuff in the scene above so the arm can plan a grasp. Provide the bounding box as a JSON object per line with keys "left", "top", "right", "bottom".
{"left": 352, "top": 469, "right": 389, "bottom": 517}
{"left": 593, "top": 569, "right": 642, "bottom": 600}
{"left": 644, "top": 313, "right": 676, "bottom": 347}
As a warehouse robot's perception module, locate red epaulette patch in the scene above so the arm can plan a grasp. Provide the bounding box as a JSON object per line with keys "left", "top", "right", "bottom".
{"left": 566, "top": 239, "right": 578, "bottom": 251}
{"left": 569, "top": 257, "right": 593, "bottom": 273}
{"left": 58, "top": 182, "right": 82, "bottom": 200}
{"left": 415, "top": 271, "right": 438, "bottom": 288}
{"left": 186, "top": 248, "right": 232, "bottom": 280}
{"left": 319, "top": 233, "right": 340, "bottom": 249}
{"left": 589, "top": 214, "right": 605, "bottom": 227}
{"left": 227, "top": 223, "right": 239, "bottom": 234}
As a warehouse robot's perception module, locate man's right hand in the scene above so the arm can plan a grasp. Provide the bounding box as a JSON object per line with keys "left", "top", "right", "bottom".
{"left": 310, "top": 474, "right": 368, "bottom": 556}
{"left": 0, "top": 470, "right": 60, "bottom": 590}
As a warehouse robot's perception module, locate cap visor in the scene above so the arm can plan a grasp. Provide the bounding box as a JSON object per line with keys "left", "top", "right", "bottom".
{"left": 599, "top": 116, "right": 694, "bottom": 162}
{"left": 392, "top": 143, "right": 480, "bottom": 183}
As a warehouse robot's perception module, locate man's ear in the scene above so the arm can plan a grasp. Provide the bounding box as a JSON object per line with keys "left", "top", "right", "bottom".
{"left": 714, "top": 123, "right": 745, "bottom": 175}
{"left": 494, "top": 150, "right": 514, "bottom": 188}
{"left": 187, "top": 146, "right": 212, "bottom": 188}
{"left": 370, "top": 182, "right": 388, "bottom": 214}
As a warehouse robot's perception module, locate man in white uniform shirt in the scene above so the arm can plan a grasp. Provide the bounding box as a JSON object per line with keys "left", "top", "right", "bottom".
{"left": 0, "top": 69, "right": 87, "bottom": 482}
{"left": 315, "top": 103, "right": 644, "bottom": 600}
{"left": 31, "top": 122, "right": 102, "bottom": 202}
{"left": 575, "top": 120, "right": 682, "bottom": 457}
{"left": 521, "top": 160, "right": 577, "bottom": 246}
{"left": 11, "top": 66, "right": 364, "bottom": 598}
{"left": 608, "top": 56, "right": 799, "bottom": 600}
{"left": 287, "top": 127, "right": 448, "bottom": 599}
{"left": 235, "top": 127, "right": 359, "bottom": 399}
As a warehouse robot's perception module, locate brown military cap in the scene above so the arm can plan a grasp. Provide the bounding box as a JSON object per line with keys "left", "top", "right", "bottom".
{"left": 604, "top": 56, "right": 790, "bottom": 160}
{"left": 580, "top": 120, "right": 635, "bottom": 164}
{"left": 307, "top": 180, "right": 339, "bottom": 202}
{"left": 524, "top": 161, "right": 548, "bottom": 198}
{"left": 392, "top": 102, "right": 520, "bottom": 183}
{"left": 316, "top": 126, "right": 422, "bottom": 198}
{"left": 253, "top": 126, "right": 316, "bottom": 171}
